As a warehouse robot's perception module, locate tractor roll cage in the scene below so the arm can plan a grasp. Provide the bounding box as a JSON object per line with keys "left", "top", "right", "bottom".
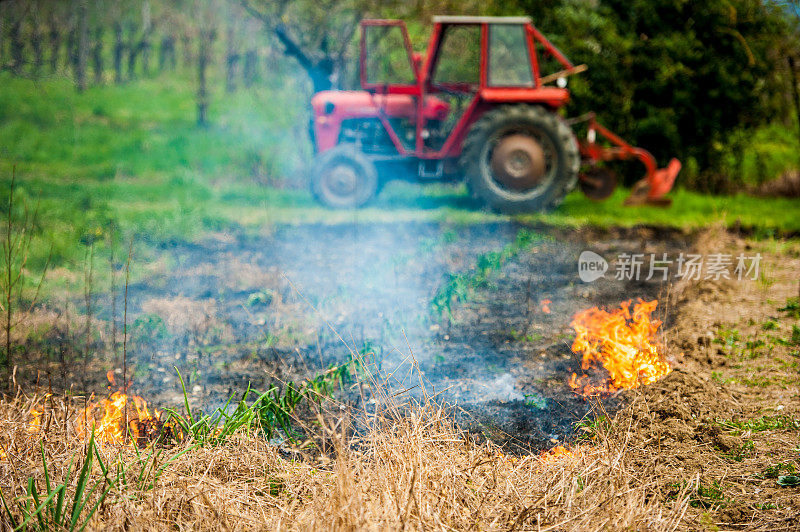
{"left": 358, "top": 17, "right": 577, "bottom": 160}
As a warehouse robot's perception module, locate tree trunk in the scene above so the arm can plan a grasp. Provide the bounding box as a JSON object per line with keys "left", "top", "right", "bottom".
{"left": 225, "top": 53, "right": 240, "bottom": 93}
{"left": 126, "top": 24, "right": 137, "bottom": 80}
{"left": 272, "top": 24, "right": 333, "bottom": 94}
{"left": 66, "top": 27, "right": 77, "bottom": 71}
{"left": 91, "top": 27, "right": 103, "bottom": 84}
{"left": 225, "top": 24, "right": 238, "bottom": 93}
{"left": 113, "top": 22, "right": 123, "bottom": 83}
{"left": 309, "top": 60, "right": 333, "bottom": 94}
{"left": 789, "top": 57, "right": 800, "bottom": 168}
{"left": 140, "top": 0, "right": 151, "bottom": 76}
{"left": 243, "top": 49, "right": 258, "bottom": 87}
{"left": 140, "top": 32, "right": 151, "bottom": 76}
{"left": 158, "top": 35, "right": 175, "bottom": 72}
{"left": 197, "top": 29, "right": 215, "bottom": 126}
{"left": 0, "top": 16, "right": 5, "bottom": 67}
{"left": 49, "top": 23, "right": 60, "bottom": 73}
{"left": 9, "top": 20, "right": 23, "bottom": 74}
{"left": 31, "top": 19, "right": 44, "bottom": 75}
{"left": 74, "top": 0, "right": 88, "bottom": 92}
{"left": 181, "top": 34, "right": 192, "bottom": 70}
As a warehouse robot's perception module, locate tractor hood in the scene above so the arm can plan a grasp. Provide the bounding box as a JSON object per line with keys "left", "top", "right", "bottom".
{"left": 312, "top": 90, "right": 450, "bottom": 121}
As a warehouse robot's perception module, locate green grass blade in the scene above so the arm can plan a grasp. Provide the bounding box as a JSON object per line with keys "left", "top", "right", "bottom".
{"left": 0, "top": 486, "right": 19, "bottom": 528}
{"left": 174, "top": 367, "right": 195, "bottom": 425}
{"left": 69, "top": 475, "right": 106, "bottom": 531}
{"left": 28, "top": 477, "right": 47, "bottom": 530}
{"left": 92, "top": 444, "right": 108, "bottom": 482}
{"left": 54, "top": 454, "right": 75, "bottom": 525}
{"left": 40, "top": 443, "right": 51, "bottom": 497}
{"left": 69, "top": 433, "right": 95, "bottom": 528}
{"left": 13, "top": 484, "right": 62, "bottom": 531}
{"left": 75, "top": 482, "right": 116, "bottom": 532}
{"left": 40, "top": 442, "right": 53, "bottom": 522}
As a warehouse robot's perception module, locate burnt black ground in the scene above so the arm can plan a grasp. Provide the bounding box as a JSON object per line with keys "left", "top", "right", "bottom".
{"left": 111, "top": 221, "right": 690, "bottom": 452}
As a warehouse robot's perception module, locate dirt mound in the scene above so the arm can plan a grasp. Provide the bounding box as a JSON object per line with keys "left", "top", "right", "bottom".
{"left": 619, "top": 368, "right": 741, "bottom": 460}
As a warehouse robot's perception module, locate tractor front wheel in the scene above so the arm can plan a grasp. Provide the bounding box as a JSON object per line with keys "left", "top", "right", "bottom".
{"left": 311, "top": 145, "right": 378, "bottom": 209}
{"left": 461, "top": 105, "right": 579, "bottom": 213}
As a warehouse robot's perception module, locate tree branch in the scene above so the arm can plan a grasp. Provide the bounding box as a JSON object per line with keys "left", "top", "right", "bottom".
{"left": 240, "top": 0, "right": 316, "bottom": 70}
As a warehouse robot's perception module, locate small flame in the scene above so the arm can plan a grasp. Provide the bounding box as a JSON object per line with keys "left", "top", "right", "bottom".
{"left": 28, "top": 408, "right": 42, "bottom": 434}
{"left": 568, "top": 299, "right": 671, "bottom": 396}
{"left": 540, "top": 299, "right": 552, "bottom": 314}
{"left": 539, "top": 445, "right": 577, "bottom": 462}
{"left": 77, "top": 371, "right": 163, "bottom": 446}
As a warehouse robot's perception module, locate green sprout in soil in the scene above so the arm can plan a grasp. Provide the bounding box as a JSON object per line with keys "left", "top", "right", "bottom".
{"left": 761, "top": 462, "right": 797, "bottom": 479}
{"left": 778, "top": 297, "right": 800, "bottom": 319}
{"left": 720, "top": 439, "right": 755, "bottom": 462}
{"left": 166, "top": 356, "right": 361, "bottom": 446}
{"left": 523, "top": 393, "right": 547, "bottom": 409}
{"left": 430, "top": 229, "right": 547, "bottom": 320}
{"left": 717, "top": 415, "right": 800, "bottom": 434}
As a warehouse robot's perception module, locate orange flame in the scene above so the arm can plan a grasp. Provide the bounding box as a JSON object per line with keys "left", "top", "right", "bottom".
{"left": 28, "top": 408, "right": 42, "bottom": 434}
{"left": 539, "top": 445, "right": 577, "bottom": 462}
{"left": 540, "top": 299, "right": 552, "bottom": 314}
{"left": 568, "top": 299, "right": 671, "bottom": 396}
{"left": 77, "top": 372, "right": 162, "bottom": 446}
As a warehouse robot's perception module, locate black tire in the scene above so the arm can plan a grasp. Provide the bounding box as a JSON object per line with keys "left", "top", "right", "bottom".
{"left": 461, "top": 105, "right": 580, "bottom": 214}
{"left": 311, "top": 145, "right": 379, "bottom": 209}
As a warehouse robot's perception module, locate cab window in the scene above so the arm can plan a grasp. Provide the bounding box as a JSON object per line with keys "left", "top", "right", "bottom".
{"left": 364, "top": 25, "right": 416, "bottom": 85}
{"left": 432, "top": 25, "right": 481, "bottom": 87}
{"left": 488, "top": 24, "right": 533, "bottom": 87}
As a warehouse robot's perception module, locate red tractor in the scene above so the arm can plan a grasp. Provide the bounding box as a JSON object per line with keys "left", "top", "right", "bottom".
{"left": 310, "top": 16, "right": 681, "bottom": 213}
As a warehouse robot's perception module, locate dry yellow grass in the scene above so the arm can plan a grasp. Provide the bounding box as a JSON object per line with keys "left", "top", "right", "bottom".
{"left": 0, "top": 383, "right": 691, "bottom": 531}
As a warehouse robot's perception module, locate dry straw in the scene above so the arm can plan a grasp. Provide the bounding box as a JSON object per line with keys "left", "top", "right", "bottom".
{"left": 0, "top": 354, "right": 692, "bottom": 531}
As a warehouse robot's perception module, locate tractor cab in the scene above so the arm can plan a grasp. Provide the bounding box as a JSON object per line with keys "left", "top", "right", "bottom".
{"left": 312, "top": 16, "right": 577, "bottom": 157}
{"left": 309, "top": 16, "right": 679, "bottom": 212}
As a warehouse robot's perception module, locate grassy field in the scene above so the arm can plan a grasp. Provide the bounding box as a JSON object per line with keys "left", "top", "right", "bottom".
{"left": 2, "top": 71, "right": 800, "bottom": 531}
{"left": 1, "top": 71, "right": 799, "bottom": 280}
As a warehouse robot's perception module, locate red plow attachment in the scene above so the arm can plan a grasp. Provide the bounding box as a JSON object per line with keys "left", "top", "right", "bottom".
{"left": 571, "top": 113, "right": 681, "bottom": 206}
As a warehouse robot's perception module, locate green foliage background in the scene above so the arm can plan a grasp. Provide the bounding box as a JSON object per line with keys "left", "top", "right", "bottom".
{"left": 506, "top": 0, "right": 800, "bottom": 189}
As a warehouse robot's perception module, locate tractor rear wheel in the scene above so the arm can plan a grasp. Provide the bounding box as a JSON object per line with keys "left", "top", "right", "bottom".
{"left": 461, "top": 105, "right": 579, "bottom": 213}
{"left": 311, "top": 145, "right": 378, "bottom": 209}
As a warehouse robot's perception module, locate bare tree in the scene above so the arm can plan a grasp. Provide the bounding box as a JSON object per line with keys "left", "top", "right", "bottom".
{"left": 73, "top": 0, "right": 88, "bottom": 91}
{"left": 91, "top": 26, "right": 102, "bottom": 84}
{"left": 126, "top": 21, "right": 137, "bottom": 79}
{"left": 240, "top": 0, "right": 365, "bottom": 93}
{"left": 139, "top": 1, "right": 152, "bottom": 76}
{"left": 112, "top": 21, "right": 123, "bottom": 82}
{"left": 48, "top": 12, "right": 61, "bottom": 73}
{"left": 197, "top": 27, "right": 216, "bottom": 126}
{"left": 9, "top": 18, "right": 23, "bottom": 74}
{"left": 30, "top": 12, "right": 43, "bottom": 75}
{"left": 158, "top": 34, "right": 176, "bottom": 72}
{"left": 243, "top": 48, "right": 257, "bottom": 87}
{"left": 225, "top": 17, "right": 240, "bottom": 93}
